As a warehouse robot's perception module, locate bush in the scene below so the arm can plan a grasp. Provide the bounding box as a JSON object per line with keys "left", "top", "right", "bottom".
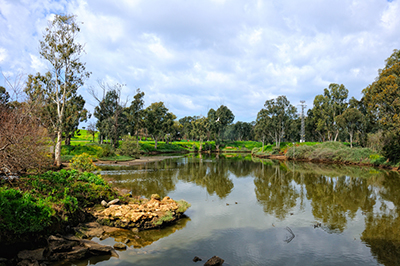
{"left": 97, "top": 144, "right": 115, "bottom": 158}
{"left": 70, "top": 153, "right": 98, "bottom": 172}
{"left": 0, "top": 187, "right": 53, "bottom": 234}
{"left": 117, "top": 135, "right": 140, "bottom": 158}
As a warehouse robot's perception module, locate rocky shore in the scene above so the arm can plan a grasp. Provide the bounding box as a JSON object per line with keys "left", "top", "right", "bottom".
{"left": 0, "top": 194, "right": 190, "bottom": 266}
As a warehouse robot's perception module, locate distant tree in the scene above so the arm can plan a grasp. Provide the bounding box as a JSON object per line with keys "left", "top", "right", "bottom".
{"left": 261, "top": 95, "right": 297, "bottom": 147}
{"left": 179, "top": 116, "right": 198, "bottom": 140}
{"left": 255, "top": 109, "right": 272, "bottom": 150}
{"left": 144, "top": 102, "right": 176, "bottom": 149}
{"left": 335, "top": 108, "right": 365, "bottom": 147}
{"left": 311, "top": 83, "right": 348, "bottom": 141}
{"left": 233, "top": 121, "right": 253, "bottom": 141}
{"left": 215, "top": 105, "right": 235, "bottom": 140}
{"left": 191, "top": 116, "right": 208, "bottom": 151}
{"left": 93, "top": 86, "right": 126, "bottom": 148}
{"left": 125, "top": 89, "right": 145, "bottom": 146}
{"left": 86, "top": 121, "right": 97, "bottom": 142}
{"left": 63, "top": 95, "right": 88, "bottom": 146}
{"left": 25, "top": 14, "right": 90, "bottom": 166}
{"left": 206, "top": 108, "right": 218, "bottom": 141}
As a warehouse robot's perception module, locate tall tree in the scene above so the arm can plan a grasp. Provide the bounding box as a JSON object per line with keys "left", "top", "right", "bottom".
{"left": 215, "top": 105, "right": 235, "bottom": 140}
{"left": 144, "top": 102, "right": 176, "bottom": 149}
{"left": 179, "top": 116, "right": 198, "bottom": 140}
{"left": 191, "top": 116, "right": 208, "bottom": 151}
{"left": 261, "top": 95, "right": 297, "bottom": 147}
{"left": 335, "top": 108, "right": 365, "bottom": 147}
{"left": 126, "top": 89, "right": 145, "bottom": 146}
{"left": 94, "top": 87, "right": 126, "bottom": 148}
{"left": 255, "top": 109, "right": 272, "bottom": 151}
{"left": 311, "top": 83, "right": 348, "bottom": 141}
{"left": 28, "top": 14, "right": 90, "bottom": 166}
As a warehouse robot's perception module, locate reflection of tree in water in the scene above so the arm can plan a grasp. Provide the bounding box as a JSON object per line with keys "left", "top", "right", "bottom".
{"left": 177, "top": 155, "right": 234, "bottom": 199}
{"left": 253, "top": 162, "right": 299, "bottom": 220}
{"left": 361, "top": 172, "right": 400, "bottom": 266}
{"left": 304, "top": 174, "right": 375, "bottom": 232}
{"left": 103, "top": 159, "right": 178, "bottom": 198}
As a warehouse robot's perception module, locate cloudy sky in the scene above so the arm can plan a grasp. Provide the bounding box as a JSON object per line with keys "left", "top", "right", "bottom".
{"left": 1, "top": 0, "right": 400, "bottom": 123}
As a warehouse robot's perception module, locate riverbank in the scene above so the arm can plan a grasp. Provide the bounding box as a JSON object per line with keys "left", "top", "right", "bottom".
{"left": 0, "top": 160, "right": 190, "bottom": 265}
{"left": 252, "top": 142, "right": 400, "bottom": 172}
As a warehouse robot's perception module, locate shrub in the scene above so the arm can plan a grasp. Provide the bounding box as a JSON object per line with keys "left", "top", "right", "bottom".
{"left": 0, "top": 187, "right": 53, "bottom": 234}
{"left": 97, "top": 144, "right": 115, "bottom": 158}
{"left": 70, "top": 153, "right": 98, "bottom": 172}
{"left": 117, "top": 135, "right": 140, "bottom": 158}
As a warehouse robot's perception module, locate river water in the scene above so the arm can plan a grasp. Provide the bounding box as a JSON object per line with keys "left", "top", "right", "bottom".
{"left": 77, "top": 154, "right": 400, "bottom": 266}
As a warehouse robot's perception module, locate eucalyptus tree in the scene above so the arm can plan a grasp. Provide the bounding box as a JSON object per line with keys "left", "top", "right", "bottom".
{"left": 93, "top": 86, "right": 127, "bottom": 148}
{"left": 25, "top": 14, "right": 90, "bottom": 166}
{"left": 215, "top": 105, "right": 235, "bottom": 139}
{"left": 259, "top": 96, "right": 297, "bottom": 147}
{"left": 311, "top": 83, "right": 348, "bottom": 141}
{"left": 126, "top": 88, "right": 145, "bottom": 146}
{"left": 362, "top": 49, "right": 400, "bottom": 161}
{"left": 144, "top": 102, "right": 176, "bottom": 149}
{"left": 191, "top": 116, "right": 208, "bottom": 151}
{"left": 233, "top": 121, "right": 254, "bottom": 141}
{"left": 179, "top": 116, "right": 198, "bottom": 140}
{"left": 335, "top": 108, "right": 365, "bottom": 147}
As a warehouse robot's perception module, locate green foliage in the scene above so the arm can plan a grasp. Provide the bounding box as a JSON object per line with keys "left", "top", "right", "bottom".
{"left": 117, "top": 135, "right": 140, "bottom": 158}
{"left": 70, "top": 153, "right": 98, "bottom": 172}
{"left": 0, "top": 170, "right": 118, "bottom": 235}
{"left": 97, "top": 144, "right": 116, "bottom": 158}
{"left": 0, "top": 188, "right": 53, "bottom": 234}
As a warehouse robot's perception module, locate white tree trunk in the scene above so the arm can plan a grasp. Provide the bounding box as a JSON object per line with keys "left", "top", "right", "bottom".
{"left": 55, "top": 130, "right": 62, "bottom": 167}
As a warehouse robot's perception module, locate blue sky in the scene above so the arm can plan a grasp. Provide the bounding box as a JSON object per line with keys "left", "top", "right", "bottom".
{"left": 1, "top": 0, "right": 400, "bottom": 124}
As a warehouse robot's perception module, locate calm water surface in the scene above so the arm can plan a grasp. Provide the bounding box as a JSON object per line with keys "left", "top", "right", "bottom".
{"left": 77, "top": 154, "right": 400, "bottom": 266}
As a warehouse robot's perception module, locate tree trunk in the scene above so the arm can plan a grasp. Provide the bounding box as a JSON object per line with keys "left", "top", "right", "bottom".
{"left": 349, "top": 131, "right": 353, "bottom": 148}
{"left": 262, "top": 135, "right": 265, "bottom": 152}
{"left": 154, "top": 136, "right": 158, "bottom": 149}
{"left": 55, "top": 131, "right": 62, "bottom": 167}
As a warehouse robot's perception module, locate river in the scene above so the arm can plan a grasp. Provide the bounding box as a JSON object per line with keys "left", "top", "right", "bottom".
{"left": 72, "top": 153, "right": 400, "bottom": 266}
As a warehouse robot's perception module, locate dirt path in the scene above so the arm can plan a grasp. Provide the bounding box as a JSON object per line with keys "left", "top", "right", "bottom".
{"left": 94, "top": 155, "right": 183, "bottom": 166}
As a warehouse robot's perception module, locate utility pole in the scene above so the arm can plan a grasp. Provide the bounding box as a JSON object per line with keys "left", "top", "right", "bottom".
{"left": 300, "top": 101, "right": 306, "bottom": 143}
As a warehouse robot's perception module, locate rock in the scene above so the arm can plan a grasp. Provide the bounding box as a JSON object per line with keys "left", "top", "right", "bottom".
{"left": 101, "top": 200, "right": 108, "bottom": 207}
{"left": 17, "top": 259, "right": 39, "bottom": 266}
{"left": 107, "top": 198, "right": 120, "bottom": 207}
{"left": 131, "top": 228, "right": 139, "bottom": 234}
{"left": 193, "top": 256, "right": 202, "bottom": 262}
{"left": 204, "top": 256, "right": 224, "bottom": 266}
{"left": 17, "top": 248, "right": 45, "bottom": 261}
{"left": 74, "top": 222, "right": 105, "bottom": 239}
{"left": 47, "top": 235, "right": 78, "bottom": 253}
{"left": 113, "top": 243, "right": 127, "bottom": 250}
{"left": 123, "top": 239, "right": 130, "bottom": 244}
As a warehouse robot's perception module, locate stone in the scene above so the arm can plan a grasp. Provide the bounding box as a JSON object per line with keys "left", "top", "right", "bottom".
{"left": 193, "top": 256, "right": 202, "bottom": 262}
{"left": 204, "top": 256, "right": 224, "bottom": 266}
{"left": 113, "top": 243, "right": 127, "bottom": 250}
{"left": 17, "top": 248, "right": 45, "bottom": 261}
{"left": 107, "top": 198, "right": 120, "bottom": 207}
{"left": 47, "top": 235, "right": 78, "bottom": 253}
{"left": 101, "top": 200, "right": 108, "bottom": 207}
{"left": 74, "top": 222, "right": 105, "bottom": 239}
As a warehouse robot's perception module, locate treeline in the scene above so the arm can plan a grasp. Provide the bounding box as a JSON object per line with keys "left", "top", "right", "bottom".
{"left": 1, "top": 14, "right": 400, "bottom": 174}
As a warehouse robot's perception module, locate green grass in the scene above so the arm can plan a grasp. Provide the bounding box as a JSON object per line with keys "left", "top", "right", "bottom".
{"left": 285, "top": 141, "right": 393, "bottom": 166}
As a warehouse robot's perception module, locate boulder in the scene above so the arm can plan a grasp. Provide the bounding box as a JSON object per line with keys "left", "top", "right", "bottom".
{"left": 101, "top": 200, "right": 108, "bottom": 207}
{"left": 204, "top": 256, "right": 224, "bottom": 266}
{"left": 17, "top": 249, "right": 45, "bottom": 261}
{"left": 107, "top": 199, "right": 120, "bottom": 207}
{"left": 113, "top": 243, "right": 127, "bottom": 250}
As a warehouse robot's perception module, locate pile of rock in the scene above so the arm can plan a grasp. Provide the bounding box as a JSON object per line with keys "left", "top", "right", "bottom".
{"left": 10, "top": 235, "right": 117, "bottom": 266}
{"left": 96, "top": 194, "right": 189, "bottom": 230}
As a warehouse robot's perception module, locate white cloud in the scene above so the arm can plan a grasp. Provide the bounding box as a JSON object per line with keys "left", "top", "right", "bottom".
{"left": 1, "top": 0, "right": 400, "bottom": 123}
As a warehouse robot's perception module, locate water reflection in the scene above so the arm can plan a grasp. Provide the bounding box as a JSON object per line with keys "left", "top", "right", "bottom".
{"left": 98, "top": 154, "right": 400, "bottom": 265}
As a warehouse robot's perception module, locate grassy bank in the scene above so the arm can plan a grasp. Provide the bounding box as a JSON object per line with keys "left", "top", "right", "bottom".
{"left": 285, "top": 142, "right": 398, "bottom": 167}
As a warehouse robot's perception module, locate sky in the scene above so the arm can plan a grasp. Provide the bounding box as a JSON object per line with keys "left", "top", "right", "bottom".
{"left": 1, "top": 0, "right": 400, "bottom": 124}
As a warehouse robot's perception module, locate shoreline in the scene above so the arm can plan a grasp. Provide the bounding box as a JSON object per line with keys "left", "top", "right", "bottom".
{"left": 253, "top": 154, "right": 400, "bottom": 172}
